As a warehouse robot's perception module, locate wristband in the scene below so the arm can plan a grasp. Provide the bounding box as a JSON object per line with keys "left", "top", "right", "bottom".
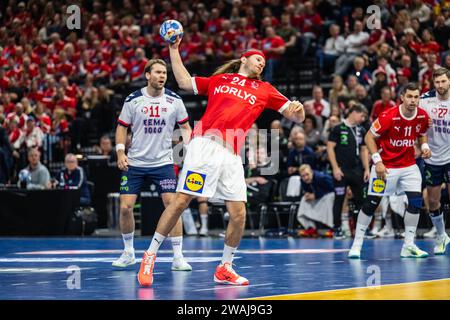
{"left": 116, "top": 143, "right": 125, "bottom": 152}
{"left": 371, "top": 152, "right": 382, "bottom": 164}
{"left": 421, "top": 143, "right": 430, "bottom": 151}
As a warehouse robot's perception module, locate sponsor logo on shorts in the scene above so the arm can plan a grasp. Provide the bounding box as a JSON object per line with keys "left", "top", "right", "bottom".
{"left": 425, "top": 169, "right": 433, "bottom": 185}
{"left": 160, "top": 179, "right": 176, "bottom": 191}
{"left": 183, "top": 171, "right": 206, "bottom": 193}
{"left": 120, "top": 175, "right": 129, "bottom": 191}
{"left": 371, "top": 178, "right": 386, "bottom": 194}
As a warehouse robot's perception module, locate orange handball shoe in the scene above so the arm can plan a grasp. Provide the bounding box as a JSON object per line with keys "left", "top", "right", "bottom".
{"left": 297, "top": 227, "right": 319, "bottom": 238}
{"left": 137, "top": 251, "right": 156, "bottom": 287}
{"left": 324, "top": 229, "right": 334, "bottom": 238}
{"left": 214, "top": 262, "right": 249, "bottom": 286}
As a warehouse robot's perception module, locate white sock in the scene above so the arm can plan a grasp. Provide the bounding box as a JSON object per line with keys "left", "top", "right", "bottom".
{"left": 200, "top": 215, "right": 208, "bottom": 229}
{"left": 373, "top": 211, "right": 382, "bottom": 231}
{"left": 384, "top": 212, "right": 393, "bottom": 231}
{"left": 342, "top": 212, "right": 350, "bottom": 231}
{"left": 147, "top": 232, "right": 166, "bottom": 254}
{"left": 353, "top": 210, "right": 373, "bottom": 248}
{"left": 170, "top": 236, "right": 183, "bottom": 259}
{"left": 122, "top": 232, "right": 134, "bottom": 252}
{"left": 221, "top": 244, "right": 237, "bottom": 265}
{"left": 404, "top": 211, "right": 420, "bottom": 246}
{"left": 430, "top": 213, "right": 446, "bottom": 238}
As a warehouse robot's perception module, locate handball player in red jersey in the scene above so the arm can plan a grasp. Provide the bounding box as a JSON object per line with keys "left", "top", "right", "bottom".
{"left": 137, "top": 36, "right": 305, "bottom": 287}
{"left": 348, "top": 82, "right": 432, "bottom": 259}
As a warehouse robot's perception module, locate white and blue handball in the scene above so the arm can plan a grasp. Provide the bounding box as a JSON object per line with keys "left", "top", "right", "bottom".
{"left": 159, "top": 20, "right": 184, "bottom": 44}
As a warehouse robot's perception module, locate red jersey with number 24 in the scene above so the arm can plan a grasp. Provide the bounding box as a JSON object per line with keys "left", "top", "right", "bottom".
{"left": 370, "top": 105, "right": 429, "bottom": 168}
{"left": 191, "top": 73, "right": 290, "bottom": 153}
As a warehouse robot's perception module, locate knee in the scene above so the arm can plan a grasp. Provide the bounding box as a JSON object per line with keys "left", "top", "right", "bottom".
{"left": 230, "top": 207, "right": 246, "bottom": 225}
{"left": 361, "top": 196, "right": 381, "bottom": 216}
{"left": 406, "top": 192, "right": 423, "bottom": 214}
{"left": 352, "top": 196, "right": 364, "bottom": 209}
{"left": 173, "top": 196, "right": 190, "bottom": 213}
{"left": 120, "top": 203, "right": 134, "bottom": 215}
{"left": 428, "top": 198, "right": 440, "bottom": 210}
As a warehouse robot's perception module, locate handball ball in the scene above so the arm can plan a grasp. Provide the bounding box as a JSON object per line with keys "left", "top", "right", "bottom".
{"left": 19, "top": 169, "right": 30, "bottom": 182}
{"left": 159, "top": 20, "right": 183, "bottom": 44}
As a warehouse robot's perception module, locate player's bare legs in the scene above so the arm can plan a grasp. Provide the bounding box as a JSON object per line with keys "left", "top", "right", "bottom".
{"left": 427, "top": 185, "right": 442, "bottom": 215}
{"left": 114, "top": 193, "right": 191, "bottom": 269}
{"left": 161, "top": 193, "right": 185, "bottom": 238}
{"left": 161, "top": 193, "right": 192, "bottom": 270}
{"left": 427, "top": 184, "right": 450, "bottom": 254}
{"left": 119, "top": 195, "right": 137, "bottom": 234}
{"left": 112, "top": 195, "right": 137, "bottom": 267}
{"left": 154, "top": 192, "right": 194, "bottom": 236}
{"left": 223, "top": 201, "right": 246, "bottom": 247}
{"left": 349, "top": 191, "right": 428, "bottom": 259}
{"left": 138, "top": 192, "right": 194, "bottom": 286}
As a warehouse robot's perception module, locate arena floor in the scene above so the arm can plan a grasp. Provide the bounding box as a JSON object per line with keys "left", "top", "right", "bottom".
{"left": 0, "top": 237, "right": 449, "bottom": 300}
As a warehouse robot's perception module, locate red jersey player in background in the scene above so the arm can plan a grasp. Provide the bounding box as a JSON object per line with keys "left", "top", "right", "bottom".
{"left": 137, "top": 36, "right": 305, "bottom": 287}
{"left": 348, "top": 82, "right": 432, "bottom": 259}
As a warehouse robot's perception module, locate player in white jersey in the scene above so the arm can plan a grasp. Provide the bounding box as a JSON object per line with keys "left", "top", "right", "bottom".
{"left": 419, "top": 67, "right": 450, "bottom": 255}
{"left": 112, "top": 59, "right": 193, "bottom": 270}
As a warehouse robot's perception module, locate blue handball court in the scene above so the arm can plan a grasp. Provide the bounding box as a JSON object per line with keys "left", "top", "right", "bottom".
{"left": 1, "top": 187, "right": 449, "bottom": 300}
{"left": 0, "top": 236, "right": 449, "bottom": 300}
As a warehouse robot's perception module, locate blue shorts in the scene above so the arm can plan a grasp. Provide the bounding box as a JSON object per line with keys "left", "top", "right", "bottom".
{"left": 119, "top": 165, "right": 177, "bottom": 195}
{"left": 424, "top": 162, "right": 450, "bottom": 186}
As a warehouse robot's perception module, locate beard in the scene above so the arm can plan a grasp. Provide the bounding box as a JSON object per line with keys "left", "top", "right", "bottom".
{"left": 436, "top": 87, "right": 449, "bottom": 96}
{"left": 150, "top": 81, "right": 165, "bottom": 90}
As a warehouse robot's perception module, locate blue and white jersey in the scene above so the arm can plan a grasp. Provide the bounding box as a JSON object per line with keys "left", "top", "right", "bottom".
{"left": 419, "top": 89, "right": 450, "bottom": 165}
{"left": 118, "top": 87, "right": 189, "bottom": 167}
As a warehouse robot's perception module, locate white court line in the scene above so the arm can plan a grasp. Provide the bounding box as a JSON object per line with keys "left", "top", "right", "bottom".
{"left": 15, "top": 249, "right": 349, "bottom": 255}
{"left": 85, "top": 278, "right": 98, "bottom": 281}
{"left": 36, "top": 281, "right": 50, "bottom": 284}
{"left": 307, "top": 262, "right": 321, "bottom": 265}
{"left": 194, "top": 283, "right": 275, "bottom": 292}
{"left": 239, "top": 266, "right": 252, "bottom": 269}
{"left": 15, "top": 250, "right": 225, "bottom": 255}
{"left": 260, "top": 265, "right": 274, "bottom": 267}
{"left": 107, "top": 276, "right": 121, "bottom": 279}
{"left": 0, "top": 267, "right": 93, "bottom": 273}
{"left": 11, "top": 283, "right": 26, "bottom": 286}
{"left": 284, "top": 263, "right": 297, "bottom": 266}
{"left": 0, "top": 257, "right": 222, "bottom": 263}
{"left": 331, "top": 261, "right": 344, "bottom": 263}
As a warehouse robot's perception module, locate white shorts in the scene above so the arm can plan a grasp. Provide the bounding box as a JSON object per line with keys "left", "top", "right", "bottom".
{"left": 367, "top": 164, "right": 422, "bottom": 197}
{"left": 176, "top": 137, "right": 247, "bottom": 202}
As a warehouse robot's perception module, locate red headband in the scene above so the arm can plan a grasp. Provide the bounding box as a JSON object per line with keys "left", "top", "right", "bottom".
{"left": 241, "top": 50, "right": 266, "bottom": 60}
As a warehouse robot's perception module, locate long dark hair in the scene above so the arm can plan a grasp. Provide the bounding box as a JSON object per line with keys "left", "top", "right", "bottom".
{"left": 212, "top": 50, "right": 265, "bottom": 80}
{"left": 212, "top": 59, "right": 242, "bottom": 76}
